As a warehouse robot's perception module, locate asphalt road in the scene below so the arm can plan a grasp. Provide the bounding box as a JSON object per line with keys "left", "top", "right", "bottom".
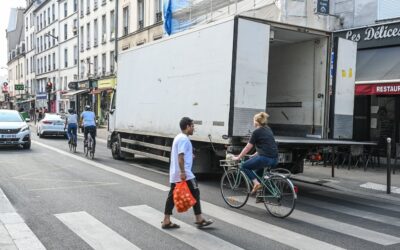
{"left": 0, "top": 131, "right": 400, "bottom": 250}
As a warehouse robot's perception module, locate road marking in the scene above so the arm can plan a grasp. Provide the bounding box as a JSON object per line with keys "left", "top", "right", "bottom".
{"left": 29, "top": 183, "right": 118, "bottom": 191}
{"left": 32, "top": 140, "right": 170, "bottom": 191}
{"left": 300, "top": 196, "right": 400, "bottom": 227}
{"left": 129, "top": 163, "right": 169, "bottom": 176}
{"left": 248, "top": 201, "right": 400, "bottom": 246}
{"left": 360, "top": 182, "right": 400, "bottom": 194}
{"left": 121, "top": 205, "right": 243, "bottom": 250}
{"left": 201, "top": 202, "right": 344, "bottom": 250}
{"left": 0, "top": 189, "right": 45, "bottom": 250}
{"left": 55, "top": 211, "right": 140, "bottom": 250}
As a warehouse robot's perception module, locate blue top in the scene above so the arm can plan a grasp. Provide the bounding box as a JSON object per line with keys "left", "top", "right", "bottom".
{"left": 80, "top": 111, "right": 96, "bottom": 127}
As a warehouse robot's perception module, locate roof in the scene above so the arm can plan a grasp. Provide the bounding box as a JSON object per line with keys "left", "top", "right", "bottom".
{"left": 7, "top": 8, "right": 17, "bottom": 32}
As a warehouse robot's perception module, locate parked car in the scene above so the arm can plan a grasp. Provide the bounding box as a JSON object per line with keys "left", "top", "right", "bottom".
{"left": 0, "top": 109, "right": 31, "bottom": 149}
{"left": 37, "top": 113, "right": 67, "bottom": 138}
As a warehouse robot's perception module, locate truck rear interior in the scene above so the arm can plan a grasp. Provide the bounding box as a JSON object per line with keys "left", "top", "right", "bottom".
{"left": 266, "top": 27, "right": 329, "bottom": 138}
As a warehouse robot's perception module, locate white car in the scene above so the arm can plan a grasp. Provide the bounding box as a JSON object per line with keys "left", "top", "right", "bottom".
{"left": 37, "top": 113, "right": 67, "bottom": 138}
{"left": 0, "top": 110, "right": 31, "bottom": 149}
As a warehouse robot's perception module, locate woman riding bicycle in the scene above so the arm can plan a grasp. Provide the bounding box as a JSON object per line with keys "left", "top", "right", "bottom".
{"left": 65, "top": 108, "right": 78, "bottom": 146}
{"left": 232, "top": 112, "right": 278, "bottom": 194}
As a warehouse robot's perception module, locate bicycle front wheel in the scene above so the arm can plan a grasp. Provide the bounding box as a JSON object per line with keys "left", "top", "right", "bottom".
{"left": 263, "top": 175, "right": 296, "bottom": 218}
{"left": 220, "top": 169, "right": 250, "bottom": 208}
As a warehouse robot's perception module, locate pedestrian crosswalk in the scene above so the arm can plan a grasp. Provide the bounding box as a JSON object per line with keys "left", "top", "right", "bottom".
{"left": 46, "top": 196, "right": 400, "bottom": 250}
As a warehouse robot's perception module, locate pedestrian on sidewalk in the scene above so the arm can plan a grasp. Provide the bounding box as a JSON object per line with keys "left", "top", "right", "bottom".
{"left": 161, "top": 117, "right": 214, "bottom": 229}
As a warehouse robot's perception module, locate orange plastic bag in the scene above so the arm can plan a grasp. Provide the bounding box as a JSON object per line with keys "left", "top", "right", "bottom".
{"left": 173, "top": 182, "right": 197, "bottom": 213}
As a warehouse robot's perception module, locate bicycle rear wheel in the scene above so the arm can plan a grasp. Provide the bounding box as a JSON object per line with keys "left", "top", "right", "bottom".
{"left": 220, "top": 169, "right": 250, "bottom": 208}
{"left": 69, "top": 139, "right": 73, "bottom": 152}
{"left": 263, "top": 175, "right": 296, "bottom": 218}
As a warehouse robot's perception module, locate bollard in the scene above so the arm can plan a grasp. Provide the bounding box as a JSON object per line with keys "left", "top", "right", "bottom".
{"left": 387, "top": 137, "right": 391, "bottom": 194}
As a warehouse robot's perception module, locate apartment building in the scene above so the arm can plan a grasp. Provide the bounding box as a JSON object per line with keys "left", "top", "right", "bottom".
{"left": 58, "top": 0, "right": 79, "bottom": 112}
{"left": 78, "top": 0, "right": 117, "bottom": 123}
{"left": 34, "top": 0, "right": 60, "bottom": 112}
{"left": 24, "top": 0, "right": 39, "bottom": 110}
{"left": 6, "top": 8, "right": 26, "bottom": 110}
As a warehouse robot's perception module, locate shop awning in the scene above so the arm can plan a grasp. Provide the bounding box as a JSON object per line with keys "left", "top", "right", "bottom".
{"left": 355, "top": 82, "right": 400, "bottom": 95}
{"left": 356, "top": 47, "right": 400, "bottom": 82}
{"left": 62, "top": 89, "right": 89, "bottom": 97}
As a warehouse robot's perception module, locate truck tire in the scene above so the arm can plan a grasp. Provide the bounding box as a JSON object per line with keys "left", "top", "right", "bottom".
{"left": 111, "top": 134, "right": 125, "bottom": 160}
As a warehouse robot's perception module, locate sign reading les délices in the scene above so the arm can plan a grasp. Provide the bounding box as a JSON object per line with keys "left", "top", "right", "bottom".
{"left": 336, "top": 21, "right": 400, "bottom": 49}
{"left": 317, "top": 0, "right": 329, "bottom": 15}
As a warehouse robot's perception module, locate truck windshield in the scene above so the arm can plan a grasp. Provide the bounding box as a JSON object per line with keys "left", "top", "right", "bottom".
{"left": 0, "top": 112, "right": 23, "bottom": 122}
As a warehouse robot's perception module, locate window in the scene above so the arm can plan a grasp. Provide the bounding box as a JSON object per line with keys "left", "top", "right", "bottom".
{"left": 73, "top": 19, "right": 78, "bottom": 36}
{"left": 94, "top": 19, "right": 98, "bottom": 46}
{"left": 64, "top": 24, "right": 68, "bottom": 40}
{"left": 64, "top": 49, "right": 68, "bottom": 68}
{"left": 94, "top": 0, "right": 98, "bottom": 10}
{"left": 94, "top": 56, "right": 98, "bottom": 75}
{"left": 378, "top": 0, "right": 400, "bottom": 20}
{"left": 123, "top": 6, "right": 129, "bottom": 35}
{"left": 110, "top": 51, "right": 114, "bottom": 73}
{"left": 48, "top": 7, "right": 51, "bottom": 24}
{"left": 37, "top": 16, "right": 39, "bottom": 30}
{"left": 80, "top": 0, "right": 84, "bottom": 16}
{"left": 138, "top": 0, "right": 144, "bottom": 29}
{"left": 25, "top": 17, "right": 28, "bottom": 30}
{"left": 44, "top": 10, "right": 46, "bottom": 27}
{"left": 52, "top": 4, "right": 55, "bottom": 21}
{"left": 44, "top": 36, "right": 47, "bottom": 50}
{"left": 74, "top": 0, "right": 78, "bottom": 12}
{"left": 155, "top": 0, "right": 162, "bottom": 23}
{"left": 53, "top": 53, "right": 56, "bottom": 70}
{"left": 110, "top": 10, "right": 115, "bottom": 39}
{"left": 102, "top": 53, "right": 106, "bottom": 75}
{"left": 102, "top": 14, "right": 106, "bottom": 42}
{"left": 44, "top": 57, "right": 47, "bottom": 73}
{"left": 74, "top": 45, "right": 78, "bottom": 65}
{"left": 80, "top": 60, "right": 85, "bottom": 78}
{"left": 80, "top": 26, "right": 84, "bottom": 51}
{"left": 86, "top": 0, "right": 90, "bottom": 14}
{"left": 40, "top": 14, "right": 42, "bottom": 30}
{"left": 86, "top": 23, "right": 91, "bottom": 49}
{"left": 52, "top": 29, "right": 56, "bottom": 46}
{"left": 64, "top": 2, "right": 68, "bottom": 17}
{"left": 64, "top": 76, "right": 67, "bottom": 90}
{"left": 48, "top": 55, "right": 51, "bottom": 71}
{"left": 26, "top": 58, "right": 29, "bottom": 75}
{"left": 36, "top": 38, "right": 39, "bottom": 52}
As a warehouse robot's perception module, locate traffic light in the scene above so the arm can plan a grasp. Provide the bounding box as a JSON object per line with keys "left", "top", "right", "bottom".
{"left": 46, "top": 82, "right": 53, "bottom": 93}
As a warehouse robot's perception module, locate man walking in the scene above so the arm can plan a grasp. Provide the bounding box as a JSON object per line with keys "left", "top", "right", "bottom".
{"left": 162, "top": 117, "right": 214, "bottom": 229}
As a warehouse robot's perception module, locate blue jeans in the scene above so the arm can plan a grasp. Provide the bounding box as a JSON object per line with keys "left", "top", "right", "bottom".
{"left": 67, "top": 123, "right": 78, "bottom": 143}
{"left": 241, "top": 155, "right": 278, "bottom": 181}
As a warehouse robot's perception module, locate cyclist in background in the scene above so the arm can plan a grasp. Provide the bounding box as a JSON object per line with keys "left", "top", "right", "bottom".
{"left": 80, "top": 105, "right": 97, "bottom": 152}
{"left": 65, "top": 108, "right": 78, "bottom": 146}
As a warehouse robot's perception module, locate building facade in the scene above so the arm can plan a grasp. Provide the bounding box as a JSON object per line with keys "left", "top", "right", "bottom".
{"left": 58, "top": 0, "right": 79, "bottom": 112}
{"left": 6, "top": 8, "right": 26, "bottom": 110}
{"left": 333, "top": 0, "right": 400, "bottom": 151}
{"left": 78, "top": 0, "right": 117, "bottom": 124}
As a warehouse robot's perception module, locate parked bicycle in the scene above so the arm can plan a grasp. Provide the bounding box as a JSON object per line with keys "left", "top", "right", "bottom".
{"left": 220, "top": 159, "right": 297, "bottom": 218}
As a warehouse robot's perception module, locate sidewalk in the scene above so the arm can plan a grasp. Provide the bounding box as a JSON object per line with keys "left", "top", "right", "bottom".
{"left": 293, "top": 163, "right": 400, "bottom": 202}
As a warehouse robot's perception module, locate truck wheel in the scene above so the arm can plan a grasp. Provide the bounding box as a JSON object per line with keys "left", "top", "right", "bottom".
{"left": 111, "top": 135, "right": 124, "bottom": 160}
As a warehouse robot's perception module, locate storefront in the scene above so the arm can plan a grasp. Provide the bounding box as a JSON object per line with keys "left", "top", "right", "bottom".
{"left": 95, "top": 77, "right": 116, "bottom": 126}
{"left": 335, "top": 21, "right": 400, "bottom": 152}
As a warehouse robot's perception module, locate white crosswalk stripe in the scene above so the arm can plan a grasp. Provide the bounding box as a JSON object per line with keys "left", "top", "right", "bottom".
{"left": 300, "top": 196, "right": 400, "bottom": 227}
{"left": 200, "top": 202, "right": 345, "bottom": 250}
{"left": 121, "top": 205, "right": 244, "bottom": 250}
{"left": 247, "top": 199, "right": 400, "bottom": 246}
{"left": 55, "top": 211, "right": 141, "bottom": 250}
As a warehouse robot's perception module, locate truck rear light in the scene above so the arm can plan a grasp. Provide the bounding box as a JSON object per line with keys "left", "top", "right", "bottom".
{"left": 294, "top": 185, "right": 298, "bottom": 194}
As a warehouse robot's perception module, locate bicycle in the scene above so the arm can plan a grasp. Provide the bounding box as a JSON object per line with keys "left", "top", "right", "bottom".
{"left": 220, "top": 159, "right": 297, "bottom": 218}
{"left": 68, "top": 135, "right": 77, "bottom": 153}
{"left": 84, "top": 131, "right": 95, "bottom": 159}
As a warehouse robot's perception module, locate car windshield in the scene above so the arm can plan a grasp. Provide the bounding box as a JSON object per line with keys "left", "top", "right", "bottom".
{"left": 0, "top": 112, "right": 23, "bottom": 122}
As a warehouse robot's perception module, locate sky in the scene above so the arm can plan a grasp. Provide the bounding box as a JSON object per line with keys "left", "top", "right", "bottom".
{"left": 0, "top": 0, "right": 26, "bottom": 77}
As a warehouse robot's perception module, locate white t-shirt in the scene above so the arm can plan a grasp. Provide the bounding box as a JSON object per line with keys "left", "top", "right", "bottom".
{"left": 66, "top": 114, "right": 78, "bottom": 124}
{"left": 169, "top": 133, "right": 195, "bottom": 183}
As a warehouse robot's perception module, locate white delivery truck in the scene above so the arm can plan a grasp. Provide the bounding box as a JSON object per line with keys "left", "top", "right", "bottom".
{"left": 107, "top": 16, "right": 368, "bottom": 173}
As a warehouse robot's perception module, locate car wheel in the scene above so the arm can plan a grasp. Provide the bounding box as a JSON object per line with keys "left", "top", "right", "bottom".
{"left": 23, "top": 141, "right": 31, "bottom": 150}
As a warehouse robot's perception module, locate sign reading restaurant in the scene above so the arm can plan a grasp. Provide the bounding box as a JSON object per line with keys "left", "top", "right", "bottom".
{"left": 335, "top": 21, "right": 400, "bottom": 49}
